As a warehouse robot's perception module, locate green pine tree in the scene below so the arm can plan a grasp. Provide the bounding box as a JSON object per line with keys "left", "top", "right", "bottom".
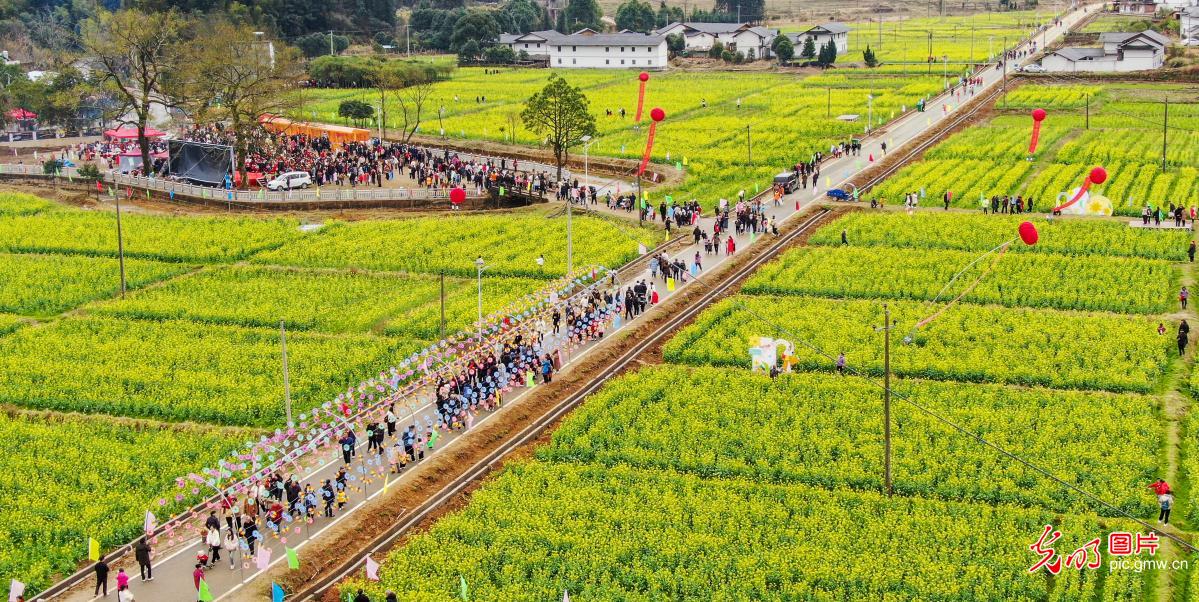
{"left": 800, "top": 36, "right": 816, "bottom": 59}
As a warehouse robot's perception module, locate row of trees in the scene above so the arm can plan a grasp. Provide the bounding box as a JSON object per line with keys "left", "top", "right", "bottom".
{"left": 0, "top": 0, "right": 395, "bottom": 52}
{"left": 76, "top": 9, "right": 304, "bottom": 188}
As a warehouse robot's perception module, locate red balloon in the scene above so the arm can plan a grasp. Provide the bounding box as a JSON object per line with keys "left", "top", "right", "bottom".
{"left": 1089, "top": 166, "right": 1108, "bottom": 185}
{"left": 638, "top": 72, "right": 649, "bottom": 82}
{"left": 650, "top": 107, "right": 665, "bottom": 122}
{"left": 1032, "top": 108, "right": 1046, "bottom": 122}
{"left": 1018, "top": 221, "right": 1038, "bottom": 246}
{"left": 449, "top": 187, "right": 466, "bottom": 204}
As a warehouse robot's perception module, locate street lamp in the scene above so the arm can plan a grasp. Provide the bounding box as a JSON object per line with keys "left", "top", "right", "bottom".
{"left": 475, "top": 257, "right": 486, "bottom": 340}
{"left": 866, "top": 94, "right": 873, "bottom": 132}
{"left": 573, "top": 135, "right": 592, "bottom": 276}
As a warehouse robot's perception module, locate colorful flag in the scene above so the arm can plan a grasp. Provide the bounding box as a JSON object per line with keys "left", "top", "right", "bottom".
{"left": 271, "top": 583, "right": 285, "bottom": 602}
{"left": 675, "top": 161, "right": 682, "bottom": 170}
{"left": 144, "top": 510, "right": 157, "bottom": 534}
{"left": 9, "top": 579, "right": 25, "bottom": 602}
{"left": 286, "top": 546, "right": 299, "bottom": 569}
{"left": 88, "top": 537, "right": 100, "bottom": 561}
{"left": 198, "top": 579, "right": 214, "bottom": 602}
{"left": 499, "top": 186, "right": 506, "bottom": 196}
{"left": 365, "top": 555, "right": 380, "bottom": 581}
{"left": 666, "top": 277, "right": 675, "bottom": 292}
{"left": 459, "top": 575, "right": 469, "bottom": 601}
{"left": 682, "top": 156, "right": 688, "bottom": 166}
{"left": 525, "top": 370, "right": 534, "bottom": 388}
{"left": 256, "top": 547, "right": 272, "bottom": 570}
{"left": 637, "top": 243, "right": 647, "bottom": 255}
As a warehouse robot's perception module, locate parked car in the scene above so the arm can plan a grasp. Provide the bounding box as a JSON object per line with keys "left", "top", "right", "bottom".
{"left": 1020, "top": 63, "right": 1045, "bottom": 73}
{"left": 266, "top": 171, "right": 312, "bottom": 191}
{"left": 773, "top": 171, "right": 798, "bottom": 194}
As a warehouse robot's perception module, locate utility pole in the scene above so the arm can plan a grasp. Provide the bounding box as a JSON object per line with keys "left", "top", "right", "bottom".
{"left": 1163, "top": 97, "right": 1169, "bottom": 173}
{"left": 1001, "top": 36, "right": 1007, "bottom": 107}
{"left": 329, "top": 30, "right": 335, "bottom": 56}
{"left": 474, "top": 257, "right": 485, "bottom": 341}
{"left": 636, "top": 174, "right": 643, "bottom": 224}
{"left": 877, "top": 304, "right": 894, "bottom": 497}
{"left": 827, "top": 87, "right": 831, "bottom": 118}
{"left": 927, "top": 31, "right": 932, "bottom": 74}
{"left": 1085, "top": 94, "right": 1090, "bottom": 130}
{"left": 281, "top": 320, "right": 293, "bottom": 427}
{"left": 406, "top": 24, "right": 411, "bottom": 57}
{"left": 115, "top": 193, "right": 126, "bottom": 298}
{"left": 746, "top": 125, "right": 752, "bottom": 168}
{"left": 439, "top": 272, "right": 446, "bottom": 339}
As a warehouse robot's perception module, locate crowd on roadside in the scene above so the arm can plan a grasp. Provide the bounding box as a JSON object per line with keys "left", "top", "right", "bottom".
{"left": 181, "top": 125, "right": 552, "bottom": 193}
{"left": 87, "top": 276, "right": 634, "bottom": 602}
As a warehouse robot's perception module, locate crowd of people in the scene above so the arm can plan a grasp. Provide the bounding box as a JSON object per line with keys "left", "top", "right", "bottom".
{"left": 182, "top": 124, "right": 553, "bottom": 193}
{"left": 83, "top": 276, "right": 627, "bottom": 602}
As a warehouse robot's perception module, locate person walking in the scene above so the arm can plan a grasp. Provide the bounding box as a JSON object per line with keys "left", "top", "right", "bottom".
{"left": 1160, "top": 492, "right": 1174, "bottom": 525}
{"left": 354, "top": 589, "right": 372, "bottom": 602}
{"left": 835, "top": 353, "right": 846, "bottom": 375}
{"left": 94, "top": 558, "right": 110, "bottom": 597}
{"left": 134, "top": 537, "right": 152, "bottom": 581}
{"left": 205, "top": 526, "right": 222, "bottom": 567}
{"left": 1182, "top": 286, "right": 1190, "bottom": 310}
{"left": 115, "top": 568, "right": 130, "bottom": 591}
{"left": 1190, "top": 240, "right": 1196, "bottom": 263}
{"left": 1179, "top": 320, "right": 1190, "bottom": 356}
{"left": 192, "top": 564, "right": 205, "bottom": 600}
{"left": 841, "top": 229, "right": 848, "bottom": 245}
{"left": 222, "top": 530, "right": 238, "bottom": 570}
{"left": 117, "top": 585, "right": 135, "bottom": 602}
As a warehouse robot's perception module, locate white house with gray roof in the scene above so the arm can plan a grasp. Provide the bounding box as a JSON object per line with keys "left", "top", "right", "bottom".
{"left": 786, "top": 23, "right": 850, "bottom": 55}
{"left": 1180, "top": 6, "right": 1199, "bottom": 45}
{"left": 1041, "top": 30, "right": 1169, "bottom": 72}
{"left": 500, "top": 29, "right": 669, "bottom": 69}
{"left": 653, "top": 22, "right": 779, "bottom": 58}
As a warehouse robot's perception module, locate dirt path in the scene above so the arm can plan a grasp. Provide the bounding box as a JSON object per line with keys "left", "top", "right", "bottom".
{"left": 1158, "top": 227, "right": 1197, "bottom": 601}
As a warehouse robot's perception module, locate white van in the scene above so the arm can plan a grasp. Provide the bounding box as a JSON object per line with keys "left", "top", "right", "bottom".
{"left": 266, "top": 171, "right": 312, "bottom": 191}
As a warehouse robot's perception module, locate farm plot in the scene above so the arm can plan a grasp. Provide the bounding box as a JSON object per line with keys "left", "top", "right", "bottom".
{"left": 540, "top": 365, "right": 1160, "bottom": 516}
{"left": 0, "top": 253, "right": 192, "bottom": 317}
{"left": 663, "top": 294, "right": 1169, "bottom": 393}
{"left": 95, "top": 265, "right": 542, "bottom": 338}
{"left": 743, "top": 245, "right": 1178, "bottom": 314}
{"left": 0, "top": 316, "right": 422, "bottom": 426}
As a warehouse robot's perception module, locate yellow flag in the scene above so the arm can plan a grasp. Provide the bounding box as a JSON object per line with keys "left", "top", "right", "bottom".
{"left": 315, "top": 187, "right": 321, "bottom": 199}
{"left": 88, "top": 537, "right": 100, "bottom": 561}
{"left": 682, "top": 156, "right": 689, "bottom": 166}
{"left": 666, "top": 277, "right": 675, "bottom": 292}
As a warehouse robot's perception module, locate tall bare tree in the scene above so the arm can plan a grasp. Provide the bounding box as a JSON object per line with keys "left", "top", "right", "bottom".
{"left": 182, "top": 19, "right": 303, "bottom": 188}
{"left": 396, "top": 79, "right": 434, "bottom": 144}
{"left": 80, "top": 9, "right": 188, "bottom": 175}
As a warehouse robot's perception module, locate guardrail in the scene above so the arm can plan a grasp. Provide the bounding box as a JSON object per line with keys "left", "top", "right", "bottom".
{"left": 0, "top": 164, "right": 468, "bottom": 203}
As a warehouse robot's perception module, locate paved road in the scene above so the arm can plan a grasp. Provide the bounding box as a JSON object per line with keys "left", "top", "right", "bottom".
{"left": 52, "top": 7, "right": 1095, "bottom": 601}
